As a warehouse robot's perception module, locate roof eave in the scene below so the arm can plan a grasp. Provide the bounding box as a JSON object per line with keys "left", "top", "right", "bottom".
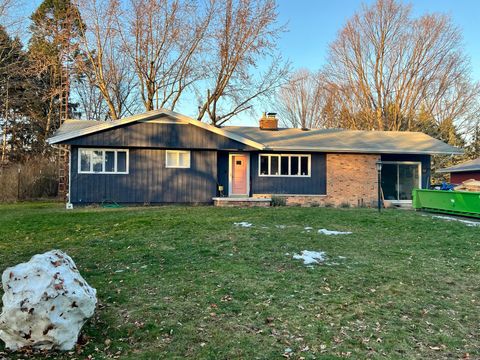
{"left": 263, "top": 146, "right": 463, "bottom": 155}
{"left": 47, "top": 110, "right": 166, "bottom": 144}
{"left": 437, "top": 167, "right": 480, "bottom": 173}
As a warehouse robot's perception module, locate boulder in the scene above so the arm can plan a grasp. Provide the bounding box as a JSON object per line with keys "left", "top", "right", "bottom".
{"left": 0, "top": 250, "right": 97, "bottom": 351}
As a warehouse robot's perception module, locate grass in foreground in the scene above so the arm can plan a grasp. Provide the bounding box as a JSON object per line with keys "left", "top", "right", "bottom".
{"left": 0, "top": 202, "right": 479, "bottom": 359}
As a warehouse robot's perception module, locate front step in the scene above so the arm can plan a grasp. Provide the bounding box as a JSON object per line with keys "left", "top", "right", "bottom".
{"left": 212, "top": 197, "right": 271, "bottom": 207}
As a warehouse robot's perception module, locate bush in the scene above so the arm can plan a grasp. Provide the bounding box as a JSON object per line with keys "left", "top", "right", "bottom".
{"left": 271, "top": 195, "right": 286, "bottom": 207}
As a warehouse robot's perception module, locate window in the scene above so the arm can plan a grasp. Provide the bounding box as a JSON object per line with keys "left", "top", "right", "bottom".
{"left": 166, "top": 150, "right": 190, "bottom": 168}
{"left": 258, "top": 154, "right": 311, "bottom": 177}
{"left": 78, "top": 148, "right": 128, "bottom": 174}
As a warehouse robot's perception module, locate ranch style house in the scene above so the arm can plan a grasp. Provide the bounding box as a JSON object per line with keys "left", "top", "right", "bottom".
{"left": 48, "top": 109, "right": 462, "bottom": 207}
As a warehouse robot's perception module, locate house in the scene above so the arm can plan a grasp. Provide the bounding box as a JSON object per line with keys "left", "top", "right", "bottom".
{"left": 437, "top": 157, "right": 480, "bottom": 183}
{"left": 48, "top": 109, "right": 462, "bottom": 207}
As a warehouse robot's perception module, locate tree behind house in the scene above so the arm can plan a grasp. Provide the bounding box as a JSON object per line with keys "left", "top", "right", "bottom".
{"left": 276, "top": 0, "right": 479, "bottom": 144}
{"left": 323, "top": 0, "right": 480, "bottom": 134}
{"left": 196, "top": 0, "right": 289, "bottom": 126}
{"left": 28, "top": 0, "right": 84, "bottom": 138}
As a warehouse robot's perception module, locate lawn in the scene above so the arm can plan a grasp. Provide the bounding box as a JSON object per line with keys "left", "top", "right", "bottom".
{"left": 0, "top": 203, "right": 479, "bottom": 359}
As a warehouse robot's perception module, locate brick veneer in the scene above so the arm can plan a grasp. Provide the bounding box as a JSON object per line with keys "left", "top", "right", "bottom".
{"left": 253, "top": 153, "right": 380, "bottom": 207}
{"left": 323, "top": 153, "right": 379, "bottom": 207}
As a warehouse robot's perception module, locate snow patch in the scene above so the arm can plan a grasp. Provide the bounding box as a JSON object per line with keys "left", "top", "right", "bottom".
{"left": 234, "top": 222, "right": 252, "bottom": 228}
{"left": 293, "top": 250, "right": 326, "bottom": 265}
{"left": 431, "top": 215, "right": 480, "bottom": 227}
{"left": 318, "top": 228, "right": 352, "bottom": 235}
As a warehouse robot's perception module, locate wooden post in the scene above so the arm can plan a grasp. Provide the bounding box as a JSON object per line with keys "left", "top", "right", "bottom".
{"left": 17, "top": 167, "right": 21, "bottom": 201}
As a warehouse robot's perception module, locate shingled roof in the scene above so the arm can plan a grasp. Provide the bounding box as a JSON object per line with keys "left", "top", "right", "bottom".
{"left": 437, "top": 157, "right": 480, "bottom": 173}
{"left": 48, "top": 109, "right": 462, "bottom": 155}
{"left": 223, "top": 126, "right": 462, "bottom": 155}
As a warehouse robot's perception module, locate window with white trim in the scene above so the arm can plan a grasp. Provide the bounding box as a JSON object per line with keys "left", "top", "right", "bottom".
{"left": 166, "top": 150, "right": 191, "bottom": 168}
{"left": 79, "top": 148, "right": 128, "bottom": 174}
{"left": 259, "top": 154, "right": 311, "bottom": 177}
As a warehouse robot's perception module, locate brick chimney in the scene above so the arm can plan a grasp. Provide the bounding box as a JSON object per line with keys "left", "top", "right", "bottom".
{"left": 259, "top": 112, "right": 278, "bottom": 130}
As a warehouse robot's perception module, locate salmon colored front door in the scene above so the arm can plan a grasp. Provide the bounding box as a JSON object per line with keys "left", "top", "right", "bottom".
{"left": 231, "top": 155, "right": 248, "bottom": 195}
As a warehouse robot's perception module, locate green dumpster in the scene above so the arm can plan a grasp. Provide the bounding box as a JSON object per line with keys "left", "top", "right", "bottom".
{"left": 412, "top": 189, "right": 480, "bottom": 218}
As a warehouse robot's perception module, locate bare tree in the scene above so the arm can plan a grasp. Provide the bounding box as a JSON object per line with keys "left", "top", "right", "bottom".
{"left": 324, "top": 0, "right": 480, "bottom": 132}
{"left": 0, "top": 0, "right": 33, "bottom": 36}
{"left": 120, "top": 0, "right": 212, "bottom": 112}
{"left": 196, "top": 0, "right": 288, "bottom": 126}
{"left": 277, "top": 69, "right": 340, "bottom": 129}
{"left": 74, "top": 0, "right": 137, "bottom": 120}
{"left": 72, "top": 73, "right": 109, "bottom": 120}
{"left": 0, "top": 0, "right": 11, "bottom": 20}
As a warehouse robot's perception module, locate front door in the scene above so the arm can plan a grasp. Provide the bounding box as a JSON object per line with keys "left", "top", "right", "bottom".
{"left": 231, "top": 154, "right": 249, "bottom": 196}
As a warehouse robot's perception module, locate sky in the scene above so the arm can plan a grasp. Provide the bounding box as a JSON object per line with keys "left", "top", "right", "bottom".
{"left": 9, "top": 0, "right": 480, "bottom": 125}
{"left": 276, "top": 0, "right": 480, "bottom": 78}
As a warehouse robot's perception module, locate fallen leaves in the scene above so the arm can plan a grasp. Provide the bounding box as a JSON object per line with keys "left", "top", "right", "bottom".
{"left": 220, "top": 294, "right": 233, "bottom": 302}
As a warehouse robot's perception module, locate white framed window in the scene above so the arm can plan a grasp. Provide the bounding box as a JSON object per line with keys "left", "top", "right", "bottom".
{"left": 78, "top": 148, "right": 129, "bottom": 174}
{"left": 166, "top": 150, "right": 191, "bottom": 168}
{"left": 259, "top": 154, "right": 311, "bottom": 177}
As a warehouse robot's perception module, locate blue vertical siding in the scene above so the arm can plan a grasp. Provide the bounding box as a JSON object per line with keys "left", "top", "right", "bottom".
{"left": 217, "top": 152, "right": 230, "bottom": 195}
{"left": 65, "top": 122, "right": 254, "bottom": 150}
{"left": 70, "top": 147, "right": 217, "bottom": 204}
{"left": 250, "top": 152, "right": 327, "bottom": 195}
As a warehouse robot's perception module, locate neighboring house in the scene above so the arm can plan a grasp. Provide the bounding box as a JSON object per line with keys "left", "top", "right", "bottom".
{"left": 48, "top": 109, "right": 461, "bottom": 207}
{"left": 437, "top": 157, "right": 480, "bottom": 183}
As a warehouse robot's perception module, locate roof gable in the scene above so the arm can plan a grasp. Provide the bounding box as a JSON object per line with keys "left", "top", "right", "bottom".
{"left": 48, "top": 109, "right": 264, "bottom": 150}
{"left": 61, "top": 121, "right": 260, "bottom": 150}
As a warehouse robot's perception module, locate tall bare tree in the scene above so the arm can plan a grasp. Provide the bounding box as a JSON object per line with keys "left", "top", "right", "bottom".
{"left": 74, "top": 0, "right": 137, "bottom": 120}
{"left": 324, "top": 0, "right": 480, "bottom": 133}
{"left": 196, "top": 0, "right": 288, "bottom": 126}
{"left": 120, "top": 0, "right": 212, "bottom": 112}
{"left": 72, "top": 71, "right": 109, "bottom": 120}
{"left": 277, "top": 69, "right": 340, "bottom": 129}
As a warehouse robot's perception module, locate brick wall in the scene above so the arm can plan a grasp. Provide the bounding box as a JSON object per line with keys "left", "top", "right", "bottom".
{"left": 324, "top": 153, "right": 379, "bottom": 207}
{"left": 253, "top": 153, "right": 380, "bottom": 207}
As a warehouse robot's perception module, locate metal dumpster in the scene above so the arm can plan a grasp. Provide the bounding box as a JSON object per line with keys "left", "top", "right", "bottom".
{"left": 412, "top": 189, "right": 480, "bottom": 218}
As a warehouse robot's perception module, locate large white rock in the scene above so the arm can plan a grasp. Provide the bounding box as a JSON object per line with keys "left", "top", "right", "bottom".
{"left": 0, "top": 250, "right": 97, "bottom": 351}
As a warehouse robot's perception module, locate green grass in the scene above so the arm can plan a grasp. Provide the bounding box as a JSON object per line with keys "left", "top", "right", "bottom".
{"left": 0, "top": 203, "right": 479, "bottom": 359}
